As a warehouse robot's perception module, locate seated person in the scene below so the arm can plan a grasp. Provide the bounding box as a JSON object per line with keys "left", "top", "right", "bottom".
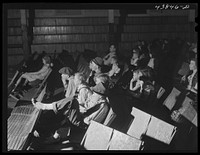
{"left": 14, "top": 55, "right": 52, "bottom": 91}
{"left": 180, "top": 58, "right": 197, "bottom": 103}
{"left": 129, "top": 70, "right": 144, "bottom": 94}
{"left": 103, "top": 44, "right": 117, "bottom": 66}
{"left": 116, "top": 47, "right": 141, "bottom": 89}
{"left": 59, "top": 67, "right": 76, "bottom": 99}
{"left": 129, "top": 68, "right": 155, "bottom": 99}
{"left": 107, "top": 56, "right": 121, "bottom": 78}
{"left": 32, "top": 73, "right": 109, "bottom": 144}
{"left": 31, "top": 73, "right": 92, "bottom": 143}
{"left": 87, "top": 57, "right": 104, "bottom": 87}
{"left": 57, "top": 49, "right": 76, "bottom": 71}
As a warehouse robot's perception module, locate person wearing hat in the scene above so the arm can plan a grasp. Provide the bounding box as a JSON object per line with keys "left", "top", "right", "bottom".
{"left": 67, "top": 73, "right": 110, "bottom": 127}
{"left": 87, "top": 57, "right": 104, "bottom": 87}
{"left": 31, "top": 72, "right": 92, "bottom": 144}
{"left": 31, "top": 73, "right": 110, "bottom": 144}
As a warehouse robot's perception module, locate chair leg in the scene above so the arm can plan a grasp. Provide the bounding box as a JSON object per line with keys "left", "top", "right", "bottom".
{"left": 9, "top": 93, "right": 19, "bottom": 101}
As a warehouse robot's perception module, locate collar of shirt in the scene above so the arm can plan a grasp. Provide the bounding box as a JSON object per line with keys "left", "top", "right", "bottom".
{"left": 77, "top": 84, "right": 88, "bottom": 92}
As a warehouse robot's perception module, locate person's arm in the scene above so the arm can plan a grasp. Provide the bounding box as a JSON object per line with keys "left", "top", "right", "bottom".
{"left": 130, "top": 80, "right": 141, "bottom": 91}
{"left": 108, "top": 64, "right": 120, "bottom": 77}
{"left": 190, "top": 82, "right": 197, "bottom": 94}
{"left": 32, "top": 97, "right": 73, "bottom": 114}
{"left": 32, "top": 98, "right": 53, "bottom": 110}
{"left": 129, "top": 78, "right": 135, "bottom": 90}
{"left": 77, "top": 88, "right": 91, "bottom": 105}
{"left": 28, "top": 65, "right": 49, "bottom": 76}
{"left": 103, "top": 52, "right": 111, "bottom": 61}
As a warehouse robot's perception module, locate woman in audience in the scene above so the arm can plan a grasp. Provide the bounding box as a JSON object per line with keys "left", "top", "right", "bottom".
{"left": 116, "top": 47, "right": 141, "bottom": 89}
{"left": 103, "top": 44, "right": 117, "bottom": 66}
{"left": 14, "top": 55, "right": 52, "bottom": 90}
{"left": 181, "top": 58, "right": 197, "bottom": 96}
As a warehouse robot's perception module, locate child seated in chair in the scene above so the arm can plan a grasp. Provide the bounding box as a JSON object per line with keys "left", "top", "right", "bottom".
{"left": 14, "top": 55, "right": 52, "bottom": 91}
{"left": 129, "top": 70, "right": 144, "bottom": 95}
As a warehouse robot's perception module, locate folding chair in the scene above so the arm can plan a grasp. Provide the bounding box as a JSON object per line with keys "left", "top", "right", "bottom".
{"left": 83, "top": 101, "right": 110, "bottom": 125}
{"left": 103, "top": 107, "right": 117, "bottom": 127}
{"left": 162, "top": 87, "right": 181, "bottom": 111}
{"left": 9, "top": 68, "right": 52, "bottom": 101}
{"left": 127, "top": 107, "right": 152, "bottom": 140}
{"left": 80, "top": 120, "right": 143, "bottom": 150}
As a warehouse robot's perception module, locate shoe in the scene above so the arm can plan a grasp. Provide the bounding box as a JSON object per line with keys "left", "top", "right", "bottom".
{"left": 43, "top": 135, "right": 61, "bottom": 144}
{"left": 33, "top": 130, "right": 40, "bottom": 138}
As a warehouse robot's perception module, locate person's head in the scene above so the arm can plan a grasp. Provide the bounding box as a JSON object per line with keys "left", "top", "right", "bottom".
{"left": 91, "top": 82, "right": 109, "bottom": 98}
{"left": 42, "top": 55, "right": 51, "bottom": 65}
{"left": 109, "top": 44, "right": 116, "bottom": 53}
{"left": 74, "top": 72, "right": 86, "bottom": 86}
{"left": 132, "top": 70, "right": 143, "bottom": 81}
{"left": 189, "top": 58, "right": 197, "bottom": 71}
{"left": 110, "top": 56, "right": 118, "bottom": 65}
{"left": 95, "top": 73, "right": 109, "bottom": 85}
{"left": 59, "top": 67, "right": 74, "bottom": 81}
{"left": 89, "top": 57, "right": 103, "bottom": 72}
{"left": 132, "top": 47, "right": 140, "bottom": 59}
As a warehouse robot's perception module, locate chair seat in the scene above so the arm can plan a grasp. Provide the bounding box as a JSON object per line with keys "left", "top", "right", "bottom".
{"left": 29, "top": 79, "right": 42, "bottom": 87}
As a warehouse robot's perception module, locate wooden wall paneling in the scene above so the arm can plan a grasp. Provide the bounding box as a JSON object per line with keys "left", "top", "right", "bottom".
{"left": 8, "top": 48, "right": 23, "bottom": 55}
{"left": 8, "top": 36, "right": 22, "bottom": 45}
{"left": 8, "top": 55, "right": 24, "bottom": 66}
{"left": 8, "top": 19, "right": 21, "bottom": 27}
{"left": 8, "top": 27, "right": 22, "bottom": 36}
{"left": 8, "top": 9, "right": 21, "bottom": 19}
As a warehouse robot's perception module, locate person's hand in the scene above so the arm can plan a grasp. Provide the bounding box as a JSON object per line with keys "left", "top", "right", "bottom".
{"left": 32, "top": 98, "right": 44, "bottom": 110}
{"left": 79, "top": 106, "right": 87, "bottom": 113}
{"left": 130, "top": 78, "right": 135, "bottom": 83}
{"left": 181, "top": 75, "right": 186, "bottom": 82}
{"left": 186, "top": 85, "right": 191, "bottom": 90}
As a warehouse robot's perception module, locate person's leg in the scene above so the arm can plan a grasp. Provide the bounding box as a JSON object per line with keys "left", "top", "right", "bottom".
{"left": 67, "top": 99, "right": 83, "bottom": 127}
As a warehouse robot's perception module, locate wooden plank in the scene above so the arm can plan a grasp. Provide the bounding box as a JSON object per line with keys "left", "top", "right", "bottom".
{"left": 33, "top": 34, "right": 108, "bottom": 44}
{"left": 127, "top": 107, "right": 151, "bottom": 139}
{"left": 146, "top": 116, "right": 177, "bottom": 144}
{"left": 33, "top": 25, "right": 109, "bottom": 34}
{"left": 8, "top": 27, "right": 22, "bottom": 35}
{"left": 34, "top": 17, "right": 108, "bottom": 26}
{"left": 8, "top": 19, "right": 21, "bottom": 27}
{"left": 108, "top": 129, "right": 142, "bottom": 150}
{"left": 8, "top": 36, "right": 22, "bottom": 45}
{"left": 81, "top": 120, "right": 113, "bottom": 150}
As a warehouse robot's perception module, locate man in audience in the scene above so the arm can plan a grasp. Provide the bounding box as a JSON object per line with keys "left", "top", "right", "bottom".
{"left": 32, "top": 73, "right": 110, "bottom": 144}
